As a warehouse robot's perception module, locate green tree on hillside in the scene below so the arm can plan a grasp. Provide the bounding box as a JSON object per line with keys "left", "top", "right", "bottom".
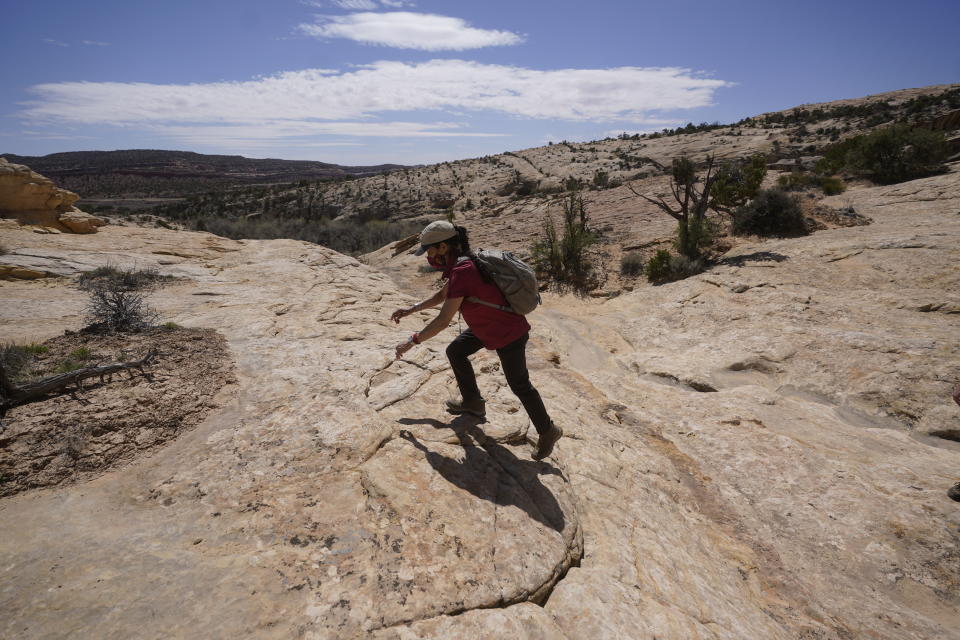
{"left": 816, "top": 124, "right": 949, "bottom": 184}
{"left": 629, "top": 154, "right": 767, "bottom": 259}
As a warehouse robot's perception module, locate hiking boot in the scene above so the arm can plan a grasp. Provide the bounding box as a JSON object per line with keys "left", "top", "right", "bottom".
{"left": 445, "top": 395, "right": 486, "bottom": 417}
{"left": 532, "top": 422, "right": 563, "bottom": 460}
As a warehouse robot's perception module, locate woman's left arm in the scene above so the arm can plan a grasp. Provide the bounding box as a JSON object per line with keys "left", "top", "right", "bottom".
{"left": 394, "top": 296, "right": 463, "bottom": 360}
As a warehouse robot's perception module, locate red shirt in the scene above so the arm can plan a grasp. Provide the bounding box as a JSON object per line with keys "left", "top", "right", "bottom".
{"left": 447, "top": 258, "right": 530, "bottom": 349}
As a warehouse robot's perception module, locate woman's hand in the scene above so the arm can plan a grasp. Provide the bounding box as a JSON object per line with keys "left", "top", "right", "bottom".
{"left": 395, "top": 340, "right": 414, "bottom": 360}
{"left": 391, "top": 307, "right": 413, "bottom": 324}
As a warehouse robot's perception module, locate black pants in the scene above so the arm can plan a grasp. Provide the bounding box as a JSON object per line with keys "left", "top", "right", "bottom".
{"left": 446, "top": 329, "right": 552, "bottom": 435}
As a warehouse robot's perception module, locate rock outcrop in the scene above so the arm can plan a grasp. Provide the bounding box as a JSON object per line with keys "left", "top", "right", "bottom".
{"left": 0, "top": 157, "right": 105, "bottom": 233}
{"left": 0, "top": 168, "right": 959, "bottom": 639}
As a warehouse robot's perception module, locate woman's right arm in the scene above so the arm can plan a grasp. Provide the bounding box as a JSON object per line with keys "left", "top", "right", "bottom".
{"left": 391, "top": 284, "right": 448, "bottom": 323}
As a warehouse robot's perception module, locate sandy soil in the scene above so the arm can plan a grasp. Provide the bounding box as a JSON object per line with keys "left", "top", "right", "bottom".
{"left": 0, "top": 326, "right": 234, "bottom": 497}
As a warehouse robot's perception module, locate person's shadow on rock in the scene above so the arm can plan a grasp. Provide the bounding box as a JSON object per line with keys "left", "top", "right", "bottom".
{"left": 397, "top": 417, "right": 566, "bottom": 533}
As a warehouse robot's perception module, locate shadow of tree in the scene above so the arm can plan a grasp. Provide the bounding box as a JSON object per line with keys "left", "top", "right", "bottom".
{"left": 716, "top": 251, "right": 789, "bottom": 267}
{"left": 397, "top": 416, "right": 566, "bottom": 533}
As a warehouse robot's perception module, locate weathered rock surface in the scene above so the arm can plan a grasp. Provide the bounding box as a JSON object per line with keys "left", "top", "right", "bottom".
{"left": 0, "top": 157, "right": 105, "bottom": 233}
{"left": 57, "top": 210, "right": 107, "bottom": 234}
{"left": 1, "top": 168, "right": 959, "bottom": 639}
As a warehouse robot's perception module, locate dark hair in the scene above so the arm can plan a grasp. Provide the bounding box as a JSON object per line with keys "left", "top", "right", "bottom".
{"left": 440, "top": 226, "right": 494, "bottom": 284}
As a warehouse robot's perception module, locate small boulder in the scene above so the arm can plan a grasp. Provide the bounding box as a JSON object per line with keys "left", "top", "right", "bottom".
{"left": 58, "top": 210, "right": 107, "bottom": 234}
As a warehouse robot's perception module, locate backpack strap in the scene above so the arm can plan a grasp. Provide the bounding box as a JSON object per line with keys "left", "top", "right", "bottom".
{"left": 465, "top": 296, "right": 517, "bottom": 314}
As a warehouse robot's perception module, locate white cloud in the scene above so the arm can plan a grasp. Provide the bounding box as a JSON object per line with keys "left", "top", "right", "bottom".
{"left": 43, "top": 38, "right": 69, "bottom": 47}
{"left": 24, "top": 61, "right": 728, "bottom": 125}
{"left": 81, "top": 40, "right": 111, "bottom": 46}
{"left": 21, "top": 61, "right": 730, "bottom": 147}
{"left": 150, "top": 120, "right": 505, "bottom": 143}
{"left": 299, "top": 12, "right": 522, "bottom": 50}
{"left": 333, "top": 0, "right": 378, "bottom": 9}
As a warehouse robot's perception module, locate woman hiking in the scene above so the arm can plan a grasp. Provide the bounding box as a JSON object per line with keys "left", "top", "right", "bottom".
{"left": 391, "top": 220, "right": 563, "bottom": 460}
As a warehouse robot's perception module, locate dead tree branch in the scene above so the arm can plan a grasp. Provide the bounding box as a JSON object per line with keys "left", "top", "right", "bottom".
{"left": 0, "top": 350, "right": 157, "bottom": 417}
{"left": 626, "top": 184, "right": 683, "bottom": 221}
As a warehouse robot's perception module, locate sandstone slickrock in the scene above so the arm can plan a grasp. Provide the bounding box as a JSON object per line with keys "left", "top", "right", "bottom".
{"left": 0, "top": 157, "right": 106, "bottom": 233}
{"left": 57, "top": 210, "right": 107, "bottom": 234}
{"left": 1, "top": 168, "right": 959, "bottom": 639}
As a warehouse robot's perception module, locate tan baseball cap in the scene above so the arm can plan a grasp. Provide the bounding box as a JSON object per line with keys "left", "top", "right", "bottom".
{"left": 414, "top": 220, "right": 458, "bottom": 255}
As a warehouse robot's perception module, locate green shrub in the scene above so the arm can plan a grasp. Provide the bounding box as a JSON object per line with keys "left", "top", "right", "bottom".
{"left": 19, "top": 343, "right": 48, "bottom": 355}
{"left": 620, "top": 252, "right": 645, "bottom": 277}
{"left": 818, "top": 125, "right": 948, "bottom": 185}
{"left": 668, "top": 254, "right": 706, "bottom": 280}
{"left": 68, "top": 347, "right": 92, "bottom": 360}
{"left": 645, "top": 250, "right": 673, "bottom": 283}
{"left": 820, "top": 176, "right": 846, "bottom": 195}
{"left": 530, "top": 193, "right": 599, "bottom": 293}
{"left": 847, "top": 124, "right": 948, "bottom": 184}
{"left": 778, "top": 173, "right": 846, "bottom": 195}
{"left": 56, "top": 359, "right": 83, "bottom": 374}
{"left": 645, "top": 250, "right": 704, "bottom": 284}
{"left": 777, "top": 173, "right": 817, "bottom": 191}
{"left": 732, "top": 189, "right": 807, "bottom": 237}
{"left": 675, "top": 215, "right": 717, "bottom": 259}
{"left": 161, "top": 321, "right": 180, "bottom": 330}
{"left": 1, "top": 343, "right": 45, "bottom": 382}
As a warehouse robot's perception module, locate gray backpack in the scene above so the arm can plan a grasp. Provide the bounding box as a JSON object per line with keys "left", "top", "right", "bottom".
{"left": 459, "top": 249, "right": 541, "bottom": 315}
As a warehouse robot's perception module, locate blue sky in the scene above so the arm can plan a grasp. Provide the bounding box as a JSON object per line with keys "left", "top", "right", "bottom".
{"left": 1, "top": 0, "right": 957, "bottom": 165}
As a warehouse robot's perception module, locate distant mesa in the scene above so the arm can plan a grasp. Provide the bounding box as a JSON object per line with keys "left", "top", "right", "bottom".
{"left": 0, "top": 157, "right": 106, "bottom": 234}
{"left": 0, "top": 149, "right": 407, "bottom": 183}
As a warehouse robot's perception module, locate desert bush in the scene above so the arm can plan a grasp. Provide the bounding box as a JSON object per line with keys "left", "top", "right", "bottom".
{"left": 620, "top": 252, "right": 645, "bottom": 277}
{"left": 818, "top": 125, "right": 948, "bottom": 184}
{"left": 777, "top": 173, "right": 817, "bottom": 191}
{"left": 777, "top": 173, "right": 847, "bottom": 195}
{"left": 77, "top": 265, "right": 169, "bottom": 292}
{"left": 732, "top": 189, "right": 807, "bottom": 237}
{"left": 675, "top": 215, "right": 718, "bottom": 260}
{"left": 56, "top": 359, "right": 84, "bottom": 374}
{"left": 820, "top": 176, "right": 847, "bottom": 195}
{"left": 847, "top": 124, "right": 948, "bottom": 184}
{"left": 0, "top": 343, "right": 47, "bottom": 382}
{"left": 710, "top": 154, "right": 768, "bottom": 211}
{"left": 83, "top": 283, "right": 158, "bottom": 333}
{"left": 161, "top": 321, "right": 180, "bottom": 330}
{"left": 531, "top": 193, "right": 599, "bottom": 293}
{"left": 645, "top": 250, "right": 673, "bottom": 282}
{"left": 645, "top": 250, "right": 705, "bottom": 284}
{"left": 68, "top": 347, "right": 92, "bottom": 360}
